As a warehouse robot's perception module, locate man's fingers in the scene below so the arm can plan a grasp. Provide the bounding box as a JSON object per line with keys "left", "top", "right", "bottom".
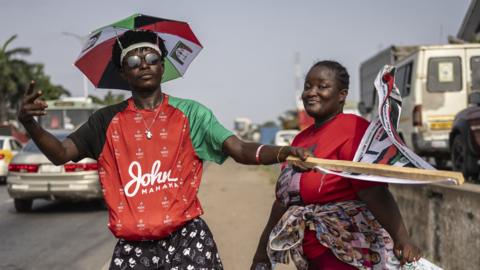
{"left": 25, "top": 90, "right": 43, "bottom": 103}
{"left": 33, "top": 99, "right": 48, "bottom": 107}
{"left": 23, "top": 103, "right": 47, "bottom": 111}
{"left": 299, "top": 150, "right": 309, "bottom": 161}
{"left": 25, "top": 81, "right": 35, "bottom": 96}
{"left": 295, "top": 148, "right": 313, "bottom": 161}
{"left": 26, "top": 110, "right": 47, "bottom": 116}
{"left": 291, "top": 161, "right": 312, "bottom": 172}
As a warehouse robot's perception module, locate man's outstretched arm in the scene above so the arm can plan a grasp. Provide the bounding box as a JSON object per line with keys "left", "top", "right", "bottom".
{"left": 18, "top": 81, "right": 80, "bottom": 165}
{"left": 222, "top": 135, "right": 311, "bottom": 166}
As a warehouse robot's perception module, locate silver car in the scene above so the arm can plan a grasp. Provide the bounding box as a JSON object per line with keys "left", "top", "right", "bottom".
{"left": 7, "top": 131, "right": 102, "bottom": 212}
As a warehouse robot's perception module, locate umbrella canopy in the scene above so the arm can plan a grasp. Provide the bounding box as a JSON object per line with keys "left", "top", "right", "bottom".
{"left": 75, "top": 14, "right": 202, "bottom": 90}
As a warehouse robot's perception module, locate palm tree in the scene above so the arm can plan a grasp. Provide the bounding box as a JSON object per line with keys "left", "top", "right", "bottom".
{"left": 0, "top": 35, "right": 31, "bottom": 123}
{"left": 0, "top": 35, "right": 71, "bottom": 123}
{"left": 89, "top": 91, "right": 125, "bottom": 105}
{"left": 103, "top": 91, "right": 125, "bottom": 105}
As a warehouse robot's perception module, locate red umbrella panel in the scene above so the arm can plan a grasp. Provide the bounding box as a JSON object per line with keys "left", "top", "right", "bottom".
{"left": 75, "top": 14, "right": 203, "bottom": 90}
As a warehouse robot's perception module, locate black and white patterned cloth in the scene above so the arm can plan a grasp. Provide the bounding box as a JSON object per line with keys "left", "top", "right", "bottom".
{"left": 109, "top": 218, "right": 223, "bottom": 270}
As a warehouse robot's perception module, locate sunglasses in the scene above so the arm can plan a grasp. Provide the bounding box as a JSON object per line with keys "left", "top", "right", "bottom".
{"left": 123, "top": 53, "right": 161, "bottom": 69}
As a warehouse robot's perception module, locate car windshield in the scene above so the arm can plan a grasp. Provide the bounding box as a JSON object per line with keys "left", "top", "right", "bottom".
{"left": 23, "top": 134, "right": 68, "bottom": 152}
{"left": 39, "top": 109, "right": 94, "bottom": 130}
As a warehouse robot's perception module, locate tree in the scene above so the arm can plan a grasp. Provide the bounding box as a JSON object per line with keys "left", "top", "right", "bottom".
{"left": 89, "top": 91, "right": 125, "bottom": 105}
{"left": 0, "top": 35, "right": 31, "bottom": 123}
{"left": 103, "top": 91, "right": 125, "bottom": 105}
{"left": 0, "top": 35, "right": 70, "bottom": 123}
{"left": 88, "top": 94, "right": 104, "bottom": 105}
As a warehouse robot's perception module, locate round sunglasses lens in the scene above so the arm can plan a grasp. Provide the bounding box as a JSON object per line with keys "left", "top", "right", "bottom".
{"left": 145, "top": 53, "right": 160, "bottom": 65}
{"left": 126, "top": 56, "right": 141, "bottom": 68}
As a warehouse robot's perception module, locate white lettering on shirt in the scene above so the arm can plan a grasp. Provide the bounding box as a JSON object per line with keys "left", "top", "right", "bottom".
{"left": 124, "top": 160, "right": 178, "bottom": 197}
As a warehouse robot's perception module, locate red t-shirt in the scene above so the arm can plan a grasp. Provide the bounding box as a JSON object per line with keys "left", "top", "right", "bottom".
{"left": 291, "top": 113, "right": 386, "bottom": 259}
{"left": 69, "top": 95, "right": 233, "bottom": 240}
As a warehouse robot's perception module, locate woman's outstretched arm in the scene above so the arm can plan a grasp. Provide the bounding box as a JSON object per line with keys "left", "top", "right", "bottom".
{"left": 250, "top": 200, "right": 288, "bottom": 270}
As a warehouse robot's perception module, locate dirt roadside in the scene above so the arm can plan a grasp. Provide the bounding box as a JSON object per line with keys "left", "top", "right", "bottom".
{"left": 198, "top": 159, "right": 295, "bottom": 270}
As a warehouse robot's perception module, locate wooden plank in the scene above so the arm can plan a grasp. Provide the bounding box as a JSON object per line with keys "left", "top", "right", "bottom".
{"left": 286, "top": 156, "right": 464, "bottom": 185}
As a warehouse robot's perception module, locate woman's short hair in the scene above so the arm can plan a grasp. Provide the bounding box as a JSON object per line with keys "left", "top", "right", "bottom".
{"left": 312, "top": 60, "right": 350, "bottom": 90}
{"left": 111, "top": 30, "right": 168, "bottom": 70}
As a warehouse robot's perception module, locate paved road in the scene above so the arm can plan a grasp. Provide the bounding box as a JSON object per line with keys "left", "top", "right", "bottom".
{"left": 0, "top": 186, "right": 116, "bottom": 270}
{"left": 0, "top": 160, "right": 293, "bottom": 270}
{"left": 199, "top": 160, "right": 294, "bottom": 270}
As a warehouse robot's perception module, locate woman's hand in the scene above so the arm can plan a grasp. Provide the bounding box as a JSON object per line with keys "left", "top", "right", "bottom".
{"left": 393, "top": 238, "right": 422, "bottom": 265}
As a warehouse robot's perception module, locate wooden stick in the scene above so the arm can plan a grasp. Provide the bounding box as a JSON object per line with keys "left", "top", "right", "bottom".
{"left": 287, "top": 156, "right": 464, "bottom": 185}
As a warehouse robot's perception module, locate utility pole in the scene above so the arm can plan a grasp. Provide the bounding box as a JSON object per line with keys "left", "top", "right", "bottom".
{"left": 294, "top": 52, "right": 303, "bottom": 110}
{"left": 61, "top": 31, "right": 89, "bottom": 99}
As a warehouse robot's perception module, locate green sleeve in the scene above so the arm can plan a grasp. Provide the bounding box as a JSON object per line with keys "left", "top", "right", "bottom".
{"left": 169, "top": 96, "right": 234, "bottom": 164}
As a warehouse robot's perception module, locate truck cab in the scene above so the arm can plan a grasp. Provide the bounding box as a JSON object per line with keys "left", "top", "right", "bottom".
{"left": 233, "top": 117, "right": 252, "bottom": 140}
{"left": 38, "top": 97, "right": 102, "bottom": 131}
{"left": 359, "top": 44, "right": 480, "bottom": 166}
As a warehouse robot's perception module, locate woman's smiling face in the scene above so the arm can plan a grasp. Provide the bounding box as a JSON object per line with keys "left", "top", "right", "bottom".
{"left": 302, "top": 65, "right": 348, "bottom": 122}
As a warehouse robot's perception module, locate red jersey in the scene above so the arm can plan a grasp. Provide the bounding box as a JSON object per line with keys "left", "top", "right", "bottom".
{"left": 291, "top": 113, "right": 386, "bottom": 259}
{"left": 69, "top": 94, "right": 233, "bottom": 240}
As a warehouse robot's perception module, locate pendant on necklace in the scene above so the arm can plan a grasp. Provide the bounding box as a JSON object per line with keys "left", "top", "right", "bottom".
{"left": 146, "top": 130, "right": 153, "bottom": 140}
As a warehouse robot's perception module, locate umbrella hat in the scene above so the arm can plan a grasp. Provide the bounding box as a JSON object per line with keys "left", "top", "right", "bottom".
{"left": 74, "top": 13, "right": 202, "bottom": 90}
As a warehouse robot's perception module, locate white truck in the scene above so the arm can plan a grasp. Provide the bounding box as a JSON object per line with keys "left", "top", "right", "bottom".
{"left": 38, "top": 97, "right": 102, "bottom": 131}
{"left": 233, "top": 117, "right": 252, "bottom": 140}
{"left": 358, "top": 44, "right": 480, "bottom": 166}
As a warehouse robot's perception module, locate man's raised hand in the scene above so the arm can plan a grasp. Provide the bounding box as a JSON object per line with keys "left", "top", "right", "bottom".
{"left": 17, "top": 81, "right": 48, "bottom": 124}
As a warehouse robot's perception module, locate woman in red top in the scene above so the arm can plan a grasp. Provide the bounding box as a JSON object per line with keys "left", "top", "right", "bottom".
{"left": 251, "top": 61, "right": 421, "bottom": 270}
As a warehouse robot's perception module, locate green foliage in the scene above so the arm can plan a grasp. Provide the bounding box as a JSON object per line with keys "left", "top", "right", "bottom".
{"left": 0, "top": 35, "right": 70, "bottom": 122}
{"left": 89, "top": 91, "right": 125, "bottom": 105}
{"left": 88, "top": 94, "right": 104, "bottom": 105}
{"left": 29, "top": 64, "right": 70, "bottom": 100}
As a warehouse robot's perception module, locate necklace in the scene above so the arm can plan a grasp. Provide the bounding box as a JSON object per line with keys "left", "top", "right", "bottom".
{"left": 136, "top": 97, "right": 163, "bottom": 140}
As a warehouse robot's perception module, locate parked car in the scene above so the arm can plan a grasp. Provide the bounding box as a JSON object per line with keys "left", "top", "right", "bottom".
{"left": 0, "top": 124, "right": 29, "bottom": 144}
{"left": 7, "top": 131, "right": 102, "bottom": 212}
{"left": 274, "top": 129, "right": 299, "bottom": 146}
{"left": 449, "top": 91, "right": 480, "bottom": 183}
{"left": 0, "top": 136, "right": 23, "bottom": 184}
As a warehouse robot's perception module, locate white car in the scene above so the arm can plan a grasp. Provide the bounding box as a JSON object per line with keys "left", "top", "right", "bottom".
{"left": 274, "top": 130, "right": 299, "bottom": 146}
{"left": 0, "top": 136, "right": 23, "bottom": 183}
{"left": 7, "top": 131, "right": 102, "bottom": 212}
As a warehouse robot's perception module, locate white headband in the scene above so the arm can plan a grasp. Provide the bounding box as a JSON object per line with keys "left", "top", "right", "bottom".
{"left": 120, "top": 42, "right": 162, "bottom": 64}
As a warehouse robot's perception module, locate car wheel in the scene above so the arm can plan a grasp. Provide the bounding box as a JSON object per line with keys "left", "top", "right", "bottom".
{"left": 451, "top": 135, "right": 479, "bottom": 180}
{"left": 434, "top": 157, "right": 448, "bottom": 169}
{"left": 95, "top": 199, "right": 107, "bottom": 210}
{"left": 14, "top": 199, "right": 33, "bottom": 212}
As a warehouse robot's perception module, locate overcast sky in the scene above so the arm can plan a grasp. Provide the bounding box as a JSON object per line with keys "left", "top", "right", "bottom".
{"left": 0, "top": 0, "right": 471, "bottom": 128}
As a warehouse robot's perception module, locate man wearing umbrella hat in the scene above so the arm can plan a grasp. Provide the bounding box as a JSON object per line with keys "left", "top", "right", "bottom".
{"left": 17, "top": 29, "right": 310, "bottom": 270}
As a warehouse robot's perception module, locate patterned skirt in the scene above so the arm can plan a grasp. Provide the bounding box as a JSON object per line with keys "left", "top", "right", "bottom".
{"left": 109, "top": 218, "right": 223, "bottom": 270}
{"left": 267, "top": 200, "right": 437, "bottom": 270}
